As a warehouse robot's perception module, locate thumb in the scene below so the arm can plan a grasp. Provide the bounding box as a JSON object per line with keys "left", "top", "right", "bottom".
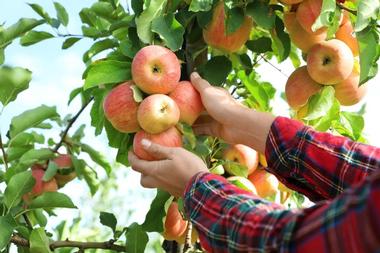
{"left": 190, "top": 72, "right": 211, "bottom": 94}
{"left": 141, "top": 139, "right": 173, "bottom": 160}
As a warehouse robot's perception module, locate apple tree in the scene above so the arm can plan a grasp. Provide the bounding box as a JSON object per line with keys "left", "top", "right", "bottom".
{"left": 0, "top": 0, "right": 379, "bottom": 252}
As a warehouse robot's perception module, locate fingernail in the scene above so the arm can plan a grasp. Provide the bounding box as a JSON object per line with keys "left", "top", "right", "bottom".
{"left": 141, "top": 139, "right": 151, "bottom": 148}
{"left": 191, "top": 72, "right": 200, "bottom": 79}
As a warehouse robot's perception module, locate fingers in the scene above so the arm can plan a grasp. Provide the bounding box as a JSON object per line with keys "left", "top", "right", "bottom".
{"left": 190, "top": 72, "right": 211, "bottom": 94}
{"left": 128, "top": 151, "right": 157, "bottom": 175}
{"left": 141, "top": 139, "right": 173, "bottom": 160}
{"left": 192, "top": 115, "right": 222, "bottom": 138}
{"left": 140, "top": 174, "right": 158, "bottom": 188}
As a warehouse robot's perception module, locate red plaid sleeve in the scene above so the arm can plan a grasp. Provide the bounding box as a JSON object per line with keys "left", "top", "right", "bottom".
{"left": 265, "top": 117, "right": 380, "bottom": 201}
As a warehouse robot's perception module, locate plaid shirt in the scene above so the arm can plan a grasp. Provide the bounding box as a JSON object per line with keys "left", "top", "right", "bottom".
{"left": 184, "top": 116, "right": 380, "bottom": 253}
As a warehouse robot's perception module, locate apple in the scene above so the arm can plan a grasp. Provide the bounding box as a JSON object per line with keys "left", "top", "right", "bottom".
{"left": 103, "top": 81, "right": 140, "bottom": 133}
{"left": 137, "top": 94, "right": 180, "bottom": 134}
{"left": 248, "top": 168, "right": 279, "bottom": 198}
{"left": 169, "top": 81, "right": 204, "bottom": 125}
{"left": 24, "top": 167, "right": 58, "bottom": 201}
{"left": 131, "top": 45, "right": 181, "bottom": 94}
{"left": 203, "top": 1, "right": 253, "bottom": 53}
{"left": 296, "top": 0, "right": 326, "bottom": 34}
{"left": 163, "top": 201, "right": 187, "bottom": 241}
{"left": 335, "top": 20, "right": 359, "bottom": 57}
{"left": 227, "top": 176, "right": 258, "bottom": 195}
{"left": 283, "top": 12, "right": 327, "bottom": 53}
{"left": 285, "top": 66, "right": 322, "bottom": 109}
{"left": 133, "top": 127, "right": 183, "bottom": 161}
{"left": 223, "top": 144, "right": 259, "bottom": 176}
{"left": 53, "top": 154, "right": 77, "bottom": 188}
{"left": 334, "top": 64, "right": 367, "bottom": 106}
{"left": 279, "top": 0, "right": 304, "bottom": 4}
{"left": 307, "top": 39, "right": 354, "bottom": 85}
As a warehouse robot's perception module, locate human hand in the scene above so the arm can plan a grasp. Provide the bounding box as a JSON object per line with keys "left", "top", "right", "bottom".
{"left": 128, "top": 139, "right": 208, "bottom": 197}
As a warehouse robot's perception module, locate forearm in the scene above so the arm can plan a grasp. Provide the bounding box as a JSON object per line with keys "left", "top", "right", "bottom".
{"left": 184, "top": 171, "right": 380, "bottom": 253}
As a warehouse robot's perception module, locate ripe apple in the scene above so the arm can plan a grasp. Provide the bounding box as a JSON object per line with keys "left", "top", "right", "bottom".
{"left": 285, "top": 66, "right": 322, "bottom": 109}
{"left": 133, "top": 127, "right": 182, "bottom": 161}
{"left": 163, "top": 201, "right": 187, "bottom": 241}
{"left": 335, "top": 20, "right": 359, "bottom": 57}
{"left": 227, "top": 176, "right": 258, "bottom": 195}
{"left": 53, "top": 154, "right": 77, "bottom": 188}
{"left": 103, "top": 81, "right": 140, "bottom": 133}
{"left": 296, "top": 0, "right": 326, "bottom": 34}
{"left": 334, "top": 64, "right": 367, "bottom": 106}
{"left": 203, "top": 1, "right": 253, "bottom": 53}
{"left": 223, "top": 144, "right": 259, "bottom": 176}
{"left": 131, "top": 45, "right": 181, "bottom": 94}
{"left": 137, "top": 94, "right": 180, "bottom": 134}
{"left": 279, "top": 0, "right": 304, "bottom": 4}
{"left": 248, "top": 168, "right": 279, "bottom": 198}
{"left": 24, "top": 167, "right": 58, "bottom": 201}
{"left": 307, "top": 39, "right": 354, "bottom": 85}
{"left": 283, "top": 12, "right": 327, "bottom": 53}
{"left": 169, "top": 81, "right": 204, "bottom": 126}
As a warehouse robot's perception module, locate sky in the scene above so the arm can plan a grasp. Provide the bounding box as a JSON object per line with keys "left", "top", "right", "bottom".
{"left": 1, "top": 0, "right": 380, "bottom": 250}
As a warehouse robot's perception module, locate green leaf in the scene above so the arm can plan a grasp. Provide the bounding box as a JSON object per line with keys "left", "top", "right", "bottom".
{"left": 311, "top": 0, "right": 335, "bottom": 32}
{"left": 224, "top": 161, "right": 248, "bottom": 177}
{"left": 61, "top": 37, "right": 81, "bottom": 49}
{"left": 16, "top": 149, "right": 55, "bottom": 173}
{"left": 4, "top": 171, "right": 35, "bottom": 209}
{"left": 99, "top": 212, "right": 117, "bottom": 232}
{"left": 29, "top": 192, "right": 76, "bottom": 209}
{"left": 83, "top": 39, "right": 118, "bottom": 63}
{"left": 90, "top": 90, "right": 106, "bottom": 135}
{"left": 225, "top": 7, "right": 244, "bottom": 34}
{"left": 20, "top": 31, "right": 54, "bottom": 46}
{"left": 189, "top": 0, "right": 213, "bottom": 12}
{"left": 72, "top": 157, "right": 99, "bottom": 195}
{"left": 357, "top": 28, "right": 379, "bottom": 84}
{"left": 151, "top": 14, "right": 185, "bottom": 51}
{"left": 0, "top": 18, "right": 44, "bottom": 48}
{"left": 198, "top": 56, "right": 232, "bottom": 86}
{"left": 54, "top": 2, "right": 69, "bottom": 26}
{"left": 42, "top": 161, "right": 59, "bottom": 181}
{"left": 0, "top": 213, "right": 17, "bottom": 250}
{"left": 91, "top": 2, "right": 116, "bottom": 20}
{"left": 270, "top": 16, "right": 291, "bottom": 62}
{"left": 9, "top": 105, "right": 58, "bottom": 138}
{"left": 246, "top": 1, "right": 275, "bottom": 30}
{"left": 142, "top": 190, "right": 170, "bottom": 232}
{"left": 246, "top": 37, "right": 272, "bottom": 54}
{"left": 0, "top": 66, "right": 31, "bottom": 106}
{"left": 126, "top": 223, "right": 148, "bottom": 253}
{"left": 304, "top": 86, "right": 335, "bottom": 120}
{"left": 309, "top": 99, "right": 340, "bottom": 131}
{"left": 27, "top": 3, "right": 52, "bottom": 24}
{"left": 29, "top": 227, "right": 52, "bottom": 253}
{"left": 131, "top": 85, "right": 143, "bottom": 103}
{"left": 83, "top": 60, "right": 131, "bottom": 90}
{"left": 355, "top": 0, "right": 380, "bottom": 32}
{"left": 0, "top": 49, "right": 4, "bottom": 64}
{"left": 9, "top": 132, "right": 44, "bottom": 147}
{"left": 131, "top": 0, "right": 144, "bottom": 16}
{"left": 340, "top": 111, "right": 365, "bottom": 141}
{"left": 80, "top": 143, "right": 112, "bottom": 176}
{"left": 135, "top": 0, "right": 167, "bottom": 43}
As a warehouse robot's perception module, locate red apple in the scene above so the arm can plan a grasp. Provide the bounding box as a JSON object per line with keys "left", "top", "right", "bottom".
{"left": 279, "top": 0, "right": 304, "bottom": 4}
{"left": 24, "top": 168, "right": 58, "bottom": 201}
{"left": 131, "top": 45, "right": 181, "bottom": 94}
{"left": 283, "top": 12, "right": 327, "bottom": 53}
{"left": 137, "top": 94, "right": 180, "bottom": 134}
{"left": 103, "top": 81, "right": 140, "bottom": 133}
{"left": 248, "top": 168, "right": 279, "bottom": 198}
{"left": 296, "top": 0, "right": 326, "bottom": 34}
{"left": 223, "top": 144, "right": 259, "bottom": 176}
{"left": 285, "top": 66, "right": 322, "bottom": 109}
{"left": 163, "top": 201, "right": 188, "bottom": 241}
{"left": 53, "top": 154, "right": 77, "bottom": 188}
{"left": 307, "top": 39, "right": 354, "bottom": 85}
{"left": 133, "top": 127, "right": 183, "bottom": 161}
{"left": 203, "top": 1, "right": 253, "bottom": 53}
{"left": 334, "top": 64, "right": 367, "bottom": 106}
{"left": 169, "top": 81, "right": 204, "bottom": 125}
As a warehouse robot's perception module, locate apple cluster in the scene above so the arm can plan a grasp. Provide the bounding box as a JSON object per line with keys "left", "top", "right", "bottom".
{"left": 103, "top": 45, "right": 204, "bottom": 161}
{"left": 283, "top": 0, "right": 367, "bottom": 112}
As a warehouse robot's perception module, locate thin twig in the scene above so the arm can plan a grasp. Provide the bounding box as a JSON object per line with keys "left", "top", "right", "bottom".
{"left": 11, "top": 235, "right": 126, "bottom": 252}
{"left": 336, "top": 3, "right": 357, "bottom": 15}
{"left": 53, "top": 97, "right": 93, "bottom": 152}
{"left": 183, "top": 223, "right": 193, "bottom": 252}
{"left": 0, "top": 133, "right": 8, "bottom": 170}
{"left": 261, "top": 57, "right": 289, "bottom": 78}
{"left": 22, "top": 214, "right": 33, "bottom": 229}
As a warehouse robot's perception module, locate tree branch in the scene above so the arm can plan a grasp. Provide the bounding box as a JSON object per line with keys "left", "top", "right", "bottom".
{"left": 336, "top": 3, "right": 357, "bottom": 16}
{"left": 183, "top": 223, "right": 193, "bottom": 252}
{"left": 11, "top": 235, "right": 126, "bottom": 252}
{"left": 0, "top": 133, "right": 8, "bottom": 170}
{"left": 53, "top": 97, "right": 93, "bottom": 152}
{"left": 261, "top": 57, "right": 289, "bottom": 78}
